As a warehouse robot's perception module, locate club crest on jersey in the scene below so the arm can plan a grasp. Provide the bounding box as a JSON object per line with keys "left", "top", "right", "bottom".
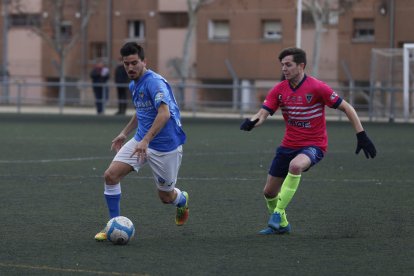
{"left": 139, "top": 91, "right": 144, "bottom": 98}
{"left": 306, "top": 94, "right": 313, "bottom": 103}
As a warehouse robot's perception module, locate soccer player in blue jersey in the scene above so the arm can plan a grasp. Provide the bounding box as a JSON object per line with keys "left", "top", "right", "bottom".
{"left": 95, "top": 42, "right": 188, "bottom": 241}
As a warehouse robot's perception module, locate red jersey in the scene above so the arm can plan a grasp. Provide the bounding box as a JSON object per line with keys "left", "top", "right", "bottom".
{"left": 262, "top": 75, "right": 342, "bottom": 152}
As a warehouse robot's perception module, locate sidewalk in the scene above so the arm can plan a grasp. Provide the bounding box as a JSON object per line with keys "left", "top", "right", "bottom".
{"left": 0, "top": 105, "right": 248, "bottom": 119}
{"left": 0, "top": 104, "right": 413, "bottom": 123}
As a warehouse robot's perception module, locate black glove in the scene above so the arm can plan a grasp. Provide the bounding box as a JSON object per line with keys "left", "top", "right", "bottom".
{"left": 355, "top": 131, "right": 377, "bottom": 159}
{"left": 240, "top": 118, "right": 259, "bottom": 131}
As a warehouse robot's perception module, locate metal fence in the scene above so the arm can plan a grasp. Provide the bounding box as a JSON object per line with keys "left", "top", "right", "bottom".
{"left": 0, "top": 80, "right": 413, "bottom": 122}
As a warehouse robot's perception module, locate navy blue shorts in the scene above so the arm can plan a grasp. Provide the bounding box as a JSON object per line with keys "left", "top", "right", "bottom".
{"left": 269, "top": 146, "right": 324, "bottom": 178}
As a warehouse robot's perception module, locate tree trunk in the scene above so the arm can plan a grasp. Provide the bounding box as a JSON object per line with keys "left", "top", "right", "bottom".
{"left": 312, "top": 18, "right": 323, "bottom": 77}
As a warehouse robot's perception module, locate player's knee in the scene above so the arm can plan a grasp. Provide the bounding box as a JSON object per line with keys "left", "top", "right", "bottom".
{"left": 288, "top": 162, "right": 303, "bottom": 175}
{"left": 104, "top": 169, "right": 118, "bottom": 185}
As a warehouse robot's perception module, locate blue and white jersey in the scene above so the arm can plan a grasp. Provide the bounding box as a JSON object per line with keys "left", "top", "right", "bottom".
{"left": 129, "top": 70, "right": 186, "bottom": 152}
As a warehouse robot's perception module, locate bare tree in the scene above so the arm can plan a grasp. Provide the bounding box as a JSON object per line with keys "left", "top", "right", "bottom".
{"left": 171, "top": 0, "right": 214, "bottom": 104}
{"left": 302, "top": 0, "right": 358, "bottom": 77}
{"left": 182, "top": 1, "right": 212, "bottom": 80}
{"left": 13, "top": 0, "right": 96, "bottom": 110}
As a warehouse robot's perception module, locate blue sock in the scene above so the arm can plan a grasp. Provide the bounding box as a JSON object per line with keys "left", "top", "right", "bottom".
{"left": 177, "top": 193, "right": 187, "bottom": 208}
{"left": 105, "top": 194, "right": 121, "bottom": 218}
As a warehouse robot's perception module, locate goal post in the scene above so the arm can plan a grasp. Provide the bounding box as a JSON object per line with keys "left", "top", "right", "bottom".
{"left": 403, "top": 43, "right": 414, "bottom": 122}
{"left": 370, "top": 46, "right": 414, "bottom": 122}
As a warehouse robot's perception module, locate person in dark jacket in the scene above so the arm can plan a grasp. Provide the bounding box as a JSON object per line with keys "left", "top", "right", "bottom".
{"left": 114, "top": 62, "right": 130, "bottom": 115}
{"left": 90, "top": 61, "right": 110, "bottom": 114}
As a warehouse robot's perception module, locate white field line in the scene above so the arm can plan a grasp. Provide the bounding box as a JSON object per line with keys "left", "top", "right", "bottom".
{"left": 0, "top": 148, "right": 394, "bottom": 164}
{"left": 0, "top": 173, "right": 411, "bottom": 184}
{"left": 0, "top": 156, "right": 111, "bottom": 164}
{"left": 0, "top": 262, "right": 148, "bottom": 276}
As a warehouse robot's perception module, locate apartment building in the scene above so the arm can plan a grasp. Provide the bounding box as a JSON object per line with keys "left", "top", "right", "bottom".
{"left": 338, "top": 0, "right": 414, "bottom": 85}
{"left": 1, "top": 0, "right": 413, "bottom": 107}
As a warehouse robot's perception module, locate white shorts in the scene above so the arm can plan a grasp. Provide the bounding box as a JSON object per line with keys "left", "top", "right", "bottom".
{"left": 113, "top": 138, "right": 183, "bottom": 191}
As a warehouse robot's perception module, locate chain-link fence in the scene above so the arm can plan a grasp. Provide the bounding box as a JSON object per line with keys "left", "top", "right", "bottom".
{"left": 0, "top": 80, "right": 412, "bottom": 122}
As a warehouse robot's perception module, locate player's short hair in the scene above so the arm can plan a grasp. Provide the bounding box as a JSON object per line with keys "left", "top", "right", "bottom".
{"left": 120, "top": 42, "right": 145, "bottom": 60}
{"left": 278, "top": 47, "right": 307, "bottom": 68}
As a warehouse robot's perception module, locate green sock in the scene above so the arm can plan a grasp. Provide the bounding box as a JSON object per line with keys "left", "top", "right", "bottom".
{"left": 265, "top": 195, "right": 278, "bottom": 214}
{"left": 274, "top": 172, "right": 301, "bottom": 214}
{"left": 280, "top": 212, "right": 289, "bottom": 227}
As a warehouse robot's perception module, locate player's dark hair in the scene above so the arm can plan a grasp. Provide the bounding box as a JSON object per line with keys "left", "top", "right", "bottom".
{"left": 120, "top": 42, "right": 145, "bottom": 60}
{"left": 278, "top": 47, "right": 307, "bottom": 68}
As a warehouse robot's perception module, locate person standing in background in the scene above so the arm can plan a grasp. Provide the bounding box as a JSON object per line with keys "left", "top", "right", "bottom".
{"left": 90, "top": 61, "right": 110, "bottom": 114}
{"left": 114, "top": 62, "right": 130, "bottom": 115}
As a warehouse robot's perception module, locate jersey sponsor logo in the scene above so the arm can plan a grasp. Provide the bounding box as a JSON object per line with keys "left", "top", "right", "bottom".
{"left": 330, "top": 91, "right": 338, "bottom": 100}
{"left": 287, "top": 119, "right": 311, "bottom": 128}
{"left": 286, "top": 95, "right": 297, "bottom": 103}
{"left": 135, "top": 99, "right": 153, "bottom": 109}
{"left": 285, "top": 95, "right": 306, "bottom": 105}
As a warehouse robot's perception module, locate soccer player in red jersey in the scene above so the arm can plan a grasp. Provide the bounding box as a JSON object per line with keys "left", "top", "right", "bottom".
{"left": 240, "top": 47, "right": 376, "bottom": 235}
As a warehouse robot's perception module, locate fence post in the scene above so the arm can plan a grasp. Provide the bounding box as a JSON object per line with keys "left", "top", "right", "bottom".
{"left": 191, "top": 84, "right": 196, "bottom": 118}
{"left": 16, "top": 80, "right": 22, "bottom": 113}
{"left": 58, "top": 80, "right": 66, "bottom": 114}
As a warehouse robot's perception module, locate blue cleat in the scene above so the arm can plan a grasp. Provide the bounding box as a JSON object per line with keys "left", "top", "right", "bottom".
{"left": 277, "top": 223, "right": 291, "bottom": 234}
{"left": 259, "top": 227, "right": 278, "bottom": 235}
{"left": 268, "top": 212, "right": 282, "bottom": 230}
{"left": 258, "top": 224, "right": 291, "bottom": 235}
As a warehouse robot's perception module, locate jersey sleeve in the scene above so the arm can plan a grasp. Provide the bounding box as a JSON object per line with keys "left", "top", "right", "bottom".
{"left": 147, "top": 78, "right": 171, "bottom": 110}
{"left": 319, "top": 81, "right": 342, "bottom": 109}
{"left": 262, "top": 85, "right": 281, "bottom": 115}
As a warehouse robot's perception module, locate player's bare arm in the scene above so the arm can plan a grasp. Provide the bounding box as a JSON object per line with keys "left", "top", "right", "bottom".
{"left": 130, "top": 103, "right": 170, "bottom": 158}
{"left": 251, "top": 108, "right": 270, "bottom": 127}
{"left": 111, "top": 114, "right": 138, "bottom": 152}
{"left": 337, "top": 100, "right": 364, "bottom": 133}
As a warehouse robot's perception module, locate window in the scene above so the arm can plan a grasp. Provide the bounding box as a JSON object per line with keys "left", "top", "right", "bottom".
{"left": 208, "top": 20, "right": 230, "bottom": 41}
{"left": 10, "top": 14, "right": 41, "bottom": 27}
{"left": 353, "top": 19, "right": 375, "bottom": 42}
{"left": 159, "top": 12, "right": 188, "bottom": 28}
{"left": 90, "top": 42, "right": 107, "bottom": 60}
{"left": 60, "top": 21, "right": 73, "bottom": 41}
{"left": 302, "top": 10, "right": 338, "bottom": 26}
{"left": 262, "top": 20, "right": 282, "bottom": 40}
{"left": 128, "top": 20, "right": 145, "bottom": 39}
{"left": 302, "top": 10, "right": 314, "bottom": 26}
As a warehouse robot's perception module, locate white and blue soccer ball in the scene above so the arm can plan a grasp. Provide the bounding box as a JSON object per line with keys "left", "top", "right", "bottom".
{"left": 106, "top": 216, "right": 135, "bottom": 245}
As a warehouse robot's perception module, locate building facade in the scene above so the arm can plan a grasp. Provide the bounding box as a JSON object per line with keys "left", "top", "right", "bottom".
{"left": 0, "top": 0, "right": 413, "bottom": 108}
{"left": 338, "top": 0, "right": 414, "bottom": 84}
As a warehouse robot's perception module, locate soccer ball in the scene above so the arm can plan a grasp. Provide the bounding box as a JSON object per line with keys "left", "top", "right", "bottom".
{"left": 106, "top": 216, "right": 135, "bottom": 245}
